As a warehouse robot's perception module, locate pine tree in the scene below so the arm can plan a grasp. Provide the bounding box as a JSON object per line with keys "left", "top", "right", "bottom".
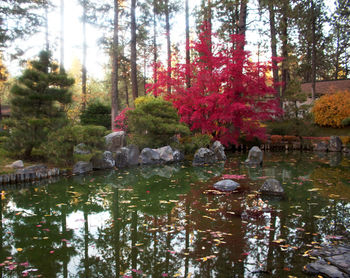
{"left": 5, "top": 51, "right": 73, "bottom": 157}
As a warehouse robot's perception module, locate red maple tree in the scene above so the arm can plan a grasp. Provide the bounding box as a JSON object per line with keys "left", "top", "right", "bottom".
{"left": 146, "top": 24, "right": 282, "bottom": 146}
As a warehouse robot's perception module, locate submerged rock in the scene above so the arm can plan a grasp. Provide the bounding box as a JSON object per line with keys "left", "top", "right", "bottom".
{"left": 245, "top": 146, "right": 263, "bottom": 166}
{"left": 304, "top": 245, "right": 350, "bottom": 278}
{"left": 193, "top": 148, "right": 218, "bottom": 166}
{"left": 260, "top": 178, "right": 284, "bottom": 195}
{"left": 73, "top": 161, "right": 93, "bottom": 175}
{"left": 210, "top": 141, "right": 226, "bottom": 161}
{"left": 213, "top": 179, "right": 240, "bottom": 192}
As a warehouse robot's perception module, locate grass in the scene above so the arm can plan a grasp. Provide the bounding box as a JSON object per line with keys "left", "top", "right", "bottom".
{"left": 0, "top": 147, "right": 16, "bottom": 174}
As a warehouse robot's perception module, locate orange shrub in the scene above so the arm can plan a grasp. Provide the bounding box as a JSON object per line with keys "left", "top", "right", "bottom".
{"left": 270, "top": 135, "right": 283, "bottom": 143}
{"left": 283, "top": 135, "right": 299, "bottom": 142}
{"left": 312, "top": 90, "right": 350, "bottom": 127}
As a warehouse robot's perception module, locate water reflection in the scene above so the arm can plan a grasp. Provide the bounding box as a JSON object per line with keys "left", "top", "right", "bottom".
{"left": 0, "top": 152, "right": 349, "bottom": 277}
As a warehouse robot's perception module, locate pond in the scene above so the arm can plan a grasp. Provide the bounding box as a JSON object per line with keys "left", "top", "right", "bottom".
{"left": 0, "top": 151, "right": 349, "bottom": 277}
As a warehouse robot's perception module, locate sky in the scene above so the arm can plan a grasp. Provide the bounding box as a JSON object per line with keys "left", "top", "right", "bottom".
{"left": 7, "top": 0, "right": 334, "bottom": 80}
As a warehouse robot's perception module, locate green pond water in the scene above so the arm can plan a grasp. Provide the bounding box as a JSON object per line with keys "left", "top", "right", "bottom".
{"left": 0, "top": 152, "right": 349, "bottom": 278}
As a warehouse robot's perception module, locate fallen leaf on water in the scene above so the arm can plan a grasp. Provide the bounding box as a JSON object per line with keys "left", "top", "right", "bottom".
{"left": 313, "top": 215, "right": 326, "bottom": 219}
{"left": 16, "top": 248, "right": 23, "bottom": 252}
{"left": 308, "top": 188, "right": 321, "bottom": 192}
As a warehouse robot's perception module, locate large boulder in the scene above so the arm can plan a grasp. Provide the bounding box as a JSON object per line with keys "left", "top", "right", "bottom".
{"left": 314, "top": 141, "right": 328, "bottom": 152}
{"left": 260, "top": 178, "right": 284, "bottom": 195}
{"left": 140, "top": 148, "right": 161, "bottom": 165}
{"left": 213, "top": 180, "right": 239, "bottom": 192}
{"left": 245, "top": 146, "right": 263, "bottom": 166}
{"left": 6, "top": 160, "right": 24, "bottom": 169}
{"left": 115, "top": 145, "right": 140, "bottom": 168}
{"left": 329, "top": 136, "right": 342, "bottom": 152}
{"left": 74, "top": 143, "right": 91, "bottom": 155}
{"left": 193, "top": 148, "right": 218, "bottom": 166}
{"left": 173, "top": 149, "right": 184, "bottom": 162}
{"left": 210, "top": 141, "right": 226, "bottom": 161}
{"left": 105, "top": 131, "right": 126, "bottom": 152}
{"left": 155, "top": 146, "right": 174, "bottom": 163}
{"left": 90, "top": 151, "right": 115, "bottom": 170}
{"left": 73, "top": 161, "right": 93, "bottom": 175}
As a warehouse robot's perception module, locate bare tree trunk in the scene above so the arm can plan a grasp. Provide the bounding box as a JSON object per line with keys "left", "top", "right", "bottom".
{"left": 111, "top": 0, "right": 119, "bottom": 130}
{"left": 60, "top": 0, "right": 64, "bottom": 72}
{"left": 237, "top": 0, "right": 248, "bottom": 50}
{"left": 185, "top": 0, "right": 190, "bottom": 88}
{"left": 153, "top": 0, "right": 158, "bottom": 83}
{"left": 165, "top": 0, "right": 171, "bottom": 94}
{"left": 130, "top": 0, "right": 138, "bottom": 101}
{"left": 311, "top": 0, "right": 317, "bottom": 100}
{"left": 268, "top": 2, "right": 281, "bottom": 107}
{"left": 281, "top": 3, "right": 289, "bottom": 100}
{"left": 82, "top": 0, "right": 87, "bottom": 111}
{"left": 334, "top": 26, "right": 340, "bottom": 80}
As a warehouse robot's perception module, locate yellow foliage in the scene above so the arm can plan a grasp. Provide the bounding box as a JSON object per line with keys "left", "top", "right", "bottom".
{"left": 312, "top": 90, "right": 350, "bottom": 127}
{"left": 134, "top": 95, "right": 158, "bottom": 107}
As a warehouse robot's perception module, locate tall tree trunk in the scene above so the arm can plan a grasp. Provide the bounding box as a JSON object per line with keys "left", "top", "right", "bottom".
{"left": 60, "top": 0, "right": 64, "bottom": 72}
{"left": 281, "top": 2, "right": 289, "bottom": 100}
{"left": 311, "top": 0, "right": 317, "bottom": 100}
{"left": 82, "top": 0, "right": 87, "bottom": 111}
{"left": 334, "top": 25, "right": 340, "bottom": 80}
{"left": 237, "top": 0, "right": 248, "bottom": 50}
{"left": 153, "top": 0, "right": 158, "bottom": 83}
{"left": 185, "top": 0, "right": 190, "bottom": 88}
{"left": 130, "top": 0, "right": 138, "bottom": 101}
{"left": 165, "top": 0, "right": 171, "bottom": 94}
{"left": 45, "top": 5, "right": 49, "bottom": 52}
{"left": 268, "top": 2, "right": 281, "bottom": 106}
{"left": 111, "top": 0, "right": 119, "bottom": 130}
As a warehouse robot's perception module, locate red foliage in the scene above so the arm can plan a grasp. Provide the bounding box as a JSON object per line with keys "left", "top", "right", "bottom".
{"left": 146, "top": 24, "right": 282, "bottom": 146}
{"left": 114, "top": 107, "right": 132, "bottom": 132}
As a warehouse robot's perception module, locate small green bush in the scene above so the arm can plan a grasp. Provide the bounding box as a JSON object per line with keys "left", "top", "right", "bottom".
{"left": 180, "top": 133, "right": 213, "bottom": 154}
{"left": 266, "top": 119, "right": 317, "bottom": 136}
{"left": 80, "top": 102, "right": 111, "bottom": 129}
{"left": 40, "top": 125, "right": 106, "bottom": 166}
{"left": 127, "top": 97, "right": 190, "bottom": 148}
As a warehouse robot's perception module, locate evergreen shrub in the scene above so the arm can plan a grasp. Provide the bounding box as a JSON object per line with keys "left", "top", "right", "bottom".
{"left": 127, "top": 96, "right": 190, "bottom": 148}
{"left": 40, "top": 125, "right": 106, "bottom": 165}
{"left": 80, "top": 102, "right": 111, "bottom": 129}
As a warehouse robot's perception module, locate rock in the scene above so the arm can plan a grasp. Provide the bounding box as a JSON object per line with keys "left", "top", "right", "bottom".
{"left": 314, "top": 141, "right": 328, "bottom": 152}
{"left": 73, "top": 161, "right": 93, "bottom": 175}
{"left": 304, "top": 245, "right": 350, "bottom": 278}
{"left": 9, "top": 160, "right": 24, "bottom": 169}
{"left": 173, "top": 149, "right": 184, "bottom": 162}
{"left": 245, "top": 146, "right": 263, "bottom": 166}
{"left": 16, "top": 164, "right": 47, "bottom": 174}
{"left": 74, "top": 143, "right": 91, "bottom": 155}
{"left": 210, "top": 141, "right": 226, "bottom": 161}
{"left": 115, "top": 145, "right": 139, "bottom": 168}
{"left": 329, "top": 136, "right": 342, "bottom": 152}
{"left": 155, "top": 146, "right": 174, "bottom": 163}
{"left": 329, "top": 152, "right": 342, "bottom": 167}
{"left": 105, "top": 131, "right": 126, "bottom": 152}
{"left": 304, "top": 259, "right": 349, "bottom": 278}
{"left": 140, "top": 148, "right": 161, "bottom": 165}
{"left": 213, "top": 179, "right": 240, "bottom": 192}
{"left": 90, "top": 151, "right": 115, "bottom": 169}
{"left": 192, "top": 148, "right": 218, "bottom": 166}
{"left": 260, "top": 178, "right": 284, "bottom": 195}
